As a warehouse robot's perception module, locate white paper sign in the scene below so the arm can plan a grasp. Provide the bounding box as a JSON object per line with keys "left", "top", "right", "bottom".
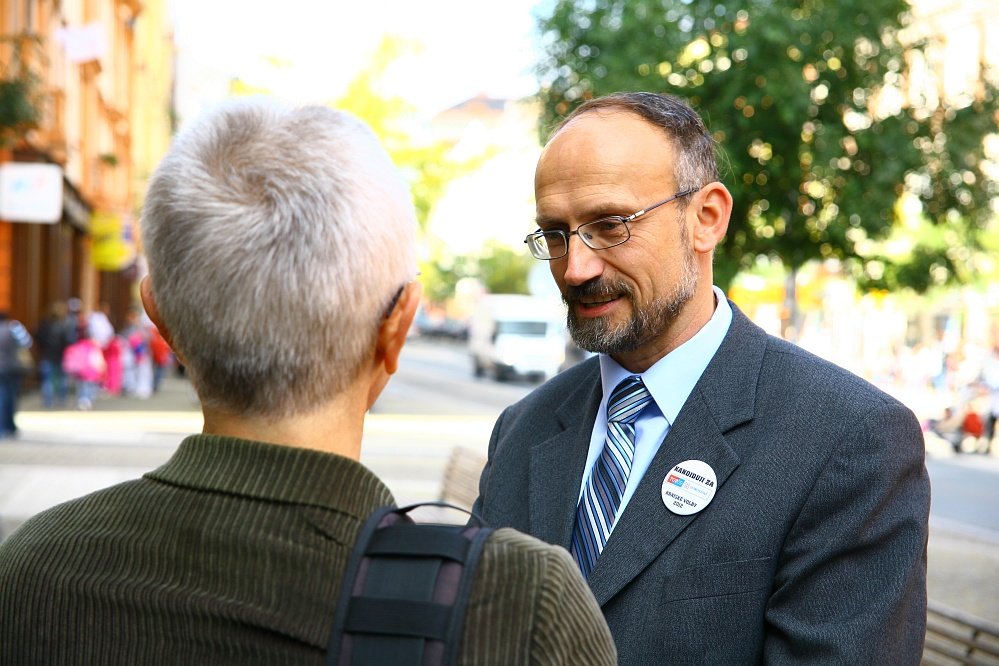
{"left": 0, "top": 163, "right": 63, "bottom": 223}
{"left": 56, "top": 23, "right": 107, "bottom": 64}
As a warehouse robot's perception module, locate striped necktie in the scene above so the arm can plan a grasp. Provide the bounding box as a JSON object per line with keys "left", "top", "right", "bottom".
{"left": 571, "top": 375, "right": 652, "bottom": 578}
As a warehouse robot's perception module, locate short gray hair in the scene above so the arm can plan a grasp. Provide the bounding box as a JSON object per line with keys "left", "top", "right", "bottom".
{"left": 553, "top": 92, "right": 718, "bottom": 192}
{"left": 141, "top": 99, "right": 417, "bottom": 417}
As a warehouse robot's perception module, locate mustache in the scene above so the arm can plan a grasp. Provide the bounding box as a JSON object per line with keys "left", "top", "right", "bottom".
{"left": 562, "top": 278, "right": 633, "bottom": 304}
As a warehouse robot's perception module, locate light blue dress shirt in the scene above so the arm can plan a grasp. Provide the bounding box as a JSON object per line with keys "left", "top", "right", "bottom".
{"left": 577, "top": 286, "right": 733, "bottom": 527}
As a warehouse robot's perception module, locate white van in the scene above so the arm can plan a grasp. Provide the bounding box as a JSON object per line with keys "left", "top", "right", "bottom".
{"left": 468, "top": 294, "right": 566, "bottom": 382}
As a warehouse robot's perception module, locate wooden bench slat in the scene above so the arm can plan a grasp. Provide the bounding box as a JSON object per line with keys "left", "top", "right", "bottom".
{"left": 924, "top": 635, "right": 978, "bottom": 663}
{"left": 924, "top": 601, "right": 999, "bottom": 665}
{"left": 926, "top": 617, "right": 999, "bottom": 657}
{"left": 439, "top": 447, "right": 486, "bottom": 510}
{"left": 929, "top": 601, "right": 999, "bottom": 637}
{"left": 926, "top": 633, "right": 999, "bottom": 657}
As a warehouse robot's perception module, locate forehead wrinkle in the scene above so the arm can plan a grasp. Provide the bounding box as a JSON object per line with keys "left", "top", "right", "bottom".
{"left": 535, "top": 112, "right": 676, "bottom": 229}
{"left": 535, "top": 166, "right": 655, "bottom": 228}
{"left": 541, "top": 112, "right": 673, "bottom": 180}
{"left": 535, "top": 183, "right": 626, "bottom": 225}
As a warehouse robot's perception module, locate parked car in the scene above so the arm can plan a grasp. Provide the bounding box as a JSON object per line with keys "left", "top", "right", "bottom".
{"left": 414, "top": 308, "right": 469, "bottom": 341}
{"left": 468, "top": 294, "right": 566, "bottom": 382}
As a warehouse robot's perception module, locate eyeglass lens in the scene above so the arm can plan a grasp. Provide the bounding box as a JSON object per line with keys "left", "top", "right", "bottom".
{"left": 583, "top": 218, "right": 629, "bottom": 247}
{"left": 532, "top": 218, "right": 630, "bottom": 258}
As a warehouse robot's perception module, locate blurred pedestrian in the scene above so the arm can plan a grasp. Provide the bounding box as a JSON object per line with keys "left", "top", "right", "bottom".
{"left": 928, "top": 406, "right": 967, "bottom": 453}
{"left": 0, "top": 99, "right": 616, "bottom": 665}
{"left": 66, "top": 297, "right": 85, "bottom": 341}
{"left": 121, "top": 308, "right": 153, "bottom": 399}
{"left": 62, "top": 330, "right": 106, "bottom": 410}
{"left": 102, "top": 333, "right": 126, "bottom": 396}
{"left": 34, "top": 301, "right": 73, "bottom": 408}
{"left": 148, "top": 323, "right": 173, "bottom": 393}
{"left": 982, "top": 340, "right": 999, "bottom": 456}
{"left": 88, "top": 302, "right": 120, "bottom": 395}
{"left": 0, "top": 312, "right": 33, "bottom": 437}
{"left": 87, "top": 302, "right": 115, "bottom": 348}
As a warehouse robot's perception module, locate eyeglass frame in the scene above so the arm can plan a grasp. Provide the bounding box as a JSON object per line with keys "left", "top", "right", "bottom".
{"left": 523, "top": 187, "right": 701, "bottom": 260}
{"left": 382, "top": 272, "right": 421, "bottom": 320}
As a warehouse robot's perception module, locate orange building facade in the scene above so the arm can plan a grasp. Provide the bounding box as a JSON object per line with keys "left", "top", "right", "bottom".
{"left": 0, "top": 0, "right": 173, "bottom": 333}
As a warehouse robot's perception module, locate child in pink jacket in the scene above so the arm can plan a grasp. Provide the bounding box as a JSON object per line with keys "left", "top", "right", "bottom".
{"left": 62, "top": 333, "right": 106, "bottom": 410}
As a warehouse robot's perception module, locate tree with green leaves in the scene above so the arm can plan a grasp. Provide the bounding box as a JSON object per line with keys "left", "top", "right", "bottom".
{"left": 336, "top": 37, "right": 505, "bottom": 306}
{"left": 477, "top": 240, "right": 535, "bottom": 294}
{"left": 418, "top": 241, "right": 534, "bottom": 306}
{"left": 536, "top": 0, "right": 998, "bottom": 295}
{"left": 0, "top": 33, "right": 44, "bottom": 149}
{"left": 335, "top": 37, "right": 470, "bottom": 233}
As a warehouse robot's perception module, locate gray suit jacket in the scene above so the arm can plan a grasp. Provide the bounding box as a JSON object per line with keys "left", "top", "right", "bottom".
{"left": 473, "top": 303, "right": 930, "bottom": 665}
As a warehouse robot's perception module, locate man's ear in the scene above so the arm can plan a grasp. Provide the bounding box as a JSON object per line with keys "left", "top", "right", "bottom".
{"left": 690, "top": 181, "right": 732, "bottom": 254}
{"left": 139, "top": 276, "right": 185, "bottom": 364}
{"left": 376, "top": 280, "right": 422, "bottom": 376}
{"left": 366, "top": 280, "right": 421, "bottom": 410}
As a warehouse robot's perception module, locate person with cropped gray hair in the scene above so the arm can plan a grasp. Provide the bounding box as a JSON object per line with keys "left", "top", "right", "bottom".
{"left": 0, "top": 99, "right": 616, "bottom": 665}
{"left": 141, "top": 101, "right": 418, "bottom": 417}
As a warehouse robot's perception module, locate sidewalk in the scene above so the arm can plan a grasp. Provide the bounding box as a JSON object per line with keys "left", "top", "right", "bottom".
{"left": 17, "top": 370, "right": 202, "bottom": 413}
{"left": 1, "top": 373, "right": 493, "bottom": 538}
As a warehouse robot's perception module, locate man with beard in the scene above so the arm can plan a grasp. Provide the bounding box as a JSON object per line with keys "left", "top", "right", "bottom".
{"left": 472, "top": 92, "right": 930, "bottom": 664}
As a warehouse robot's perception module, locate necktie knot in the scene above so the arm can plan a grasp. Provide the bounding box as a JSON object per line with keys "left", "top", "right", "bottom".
{"left": 607, "top": 375, "right": 652, "bottom": 425}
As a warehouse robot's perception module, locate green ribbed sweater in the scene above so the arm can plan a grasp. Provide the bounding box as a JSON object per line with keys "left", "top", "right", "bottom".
{"left": 0, "top": 435, "right": 615, "bottom": 665}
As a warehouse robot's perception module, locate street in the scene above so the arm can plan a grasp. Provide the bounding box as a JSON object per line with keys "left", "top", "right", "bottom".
{"left": 2, "top": 336, "right": 998, "bottom": 620}
{"left": 373, "top": 336, "right": 538, "bottom": 415}
{"left": 925, "top": 455, "right": 999, "bottom": 535}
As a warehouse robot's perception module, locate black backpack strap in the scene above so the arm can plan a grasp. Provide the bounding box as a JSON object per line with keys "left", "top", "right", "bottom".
{"left": 327, "top": 502, "right": 494, "bottom": 666}
{"left": 440, "top": 519, "right": 491, "bottom": 666}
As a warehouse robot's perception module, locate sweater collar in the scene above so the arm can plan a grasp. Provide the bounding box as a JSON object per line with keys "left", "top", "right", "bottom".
{"left": 145, "top": 434, "right": 394, "bottom": 519}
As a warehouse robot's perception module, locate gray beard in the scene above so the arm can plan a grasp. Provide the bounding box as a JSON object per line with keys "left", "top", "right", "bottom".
{"left": 564, "top": 239, "right": 699, "bottom": 355}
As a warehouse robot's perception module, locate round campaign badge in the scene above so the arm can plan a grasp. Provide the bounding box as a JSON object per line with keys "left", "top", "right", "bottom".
{"left": 661, "top": 460, "right": 717, "bottom": 516}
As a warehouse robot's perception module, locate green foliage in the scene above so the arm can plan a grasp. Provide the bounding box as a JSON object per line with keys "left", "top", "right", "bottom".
{"left": 0, "top": 77, "right": 38, "bottom": 123}
{"left": 419, "top": 252, "right": 472, "bottom": 305}
{"left": 336, "top": 36, "right": 491, "bottom": 232}
{"left": 228, "top": 77, "right": 273, "bottom": 98}
{"left": 335, "top": 36, "right": 510, "bottom": 305}
{"left": 537, "top": 0, "right": 999, "bottom": 292}
{"left": 418, "top": 240, "right": 533, "bottom": 305}
{"left": 0, "top": 33, "right": 44, "bottom": 148}
{"left": 477, "top": 241, "right": 533, "bottom": 294}
{"left": 855, "top": 202, "right": 997, "bottom": 293}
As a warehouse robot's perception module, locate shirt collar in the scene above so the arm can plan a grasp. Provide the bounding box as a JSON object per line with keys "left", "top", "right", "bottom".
{"left": 599, "top": 286, "right": 732, "bottom": 425}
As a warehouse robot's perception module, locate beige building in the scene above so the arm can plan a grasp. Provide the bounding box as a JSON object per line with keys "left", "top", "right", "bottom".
{"left": 0, "top": 0, "right": 173, "bottom": 332}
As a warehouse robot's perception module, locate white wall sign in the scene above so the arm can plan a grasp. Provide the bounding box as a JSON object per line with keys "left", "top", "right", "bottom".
{"left": 0, "top": 163, "right": 64, "bottom": 224}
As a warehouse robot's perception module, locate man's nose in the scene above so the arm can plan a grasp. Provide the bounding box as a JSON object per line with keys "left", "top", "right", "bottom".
{"left": 558, "top": 234, "right": 604, "bottom": 287}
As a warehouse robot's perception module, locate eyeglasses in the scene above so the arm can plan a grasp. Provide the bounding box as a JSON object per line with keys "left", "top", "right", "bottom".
{"left": 383, "top": 283, "right": 406, "bottom": 320}
{"left": 382, "top": 273, "right": 420, "bottom": 320}
{"left": 524, "top": 187, "right": 699, "bottom": 260}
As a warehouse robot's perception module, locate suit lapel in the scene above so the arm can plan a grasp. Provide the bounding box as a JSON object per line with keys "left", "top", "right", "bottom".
{"left": 528, "top": 359, "right": 602, "bottom": 547}
{"left": 586, "top": 389, "right": 739, "bottom": 604}
{"left": 586, "top": 304, "right": 769, "bottom": 605}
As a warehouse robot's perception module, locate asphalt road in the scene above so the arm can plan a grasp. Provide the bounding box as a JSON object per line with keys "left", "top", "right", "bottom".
{"left": 373, "top": 337, "right": 538, "bottom": 415}
{"left": 925, "top": 455, "right": 999, "bottom": 535}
